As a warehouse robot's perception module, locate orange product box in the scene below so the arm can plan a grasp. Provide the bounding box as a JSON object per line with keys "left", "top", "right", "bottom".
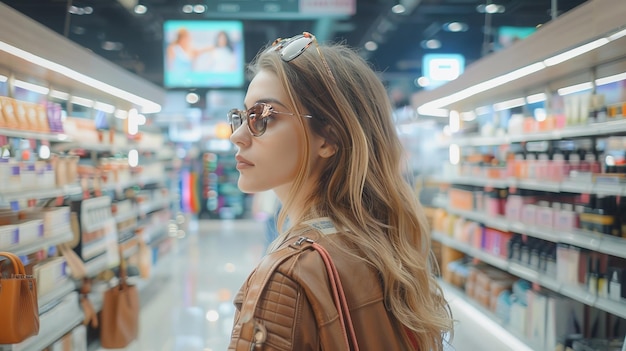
{"left": 449, "top": 188, "right": 474, "bottom": 211}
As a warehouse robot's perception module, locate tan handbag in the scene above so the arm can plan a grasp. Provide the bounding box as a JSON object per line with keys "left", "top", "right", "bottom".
{"left": 99, "top": 253, "right": 140, "bottom": 349}
{"left": 0, "top": 251, "right": 40, "bottom": 344}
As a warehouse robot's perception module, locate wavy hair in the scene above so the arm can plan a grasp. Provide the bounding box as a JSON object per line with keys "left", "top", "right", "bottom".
{"left": 251, "top": 38, "right": 453, "bottom": 350}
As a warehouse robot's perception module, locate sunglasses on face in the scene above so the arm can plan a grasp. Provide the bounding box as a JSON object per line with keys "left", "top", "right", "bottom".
{"left": 266, "top": 32, "right": 336, "bottom": 83}
{"left": 227, "top": 102, "right": 312, "bottom": 137}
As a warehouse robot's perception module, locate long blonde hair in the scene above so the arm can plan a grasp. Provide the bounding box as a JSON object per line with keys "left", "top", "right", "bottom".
{"left": 250, "top": 38, "right": 453, "bottom": 350}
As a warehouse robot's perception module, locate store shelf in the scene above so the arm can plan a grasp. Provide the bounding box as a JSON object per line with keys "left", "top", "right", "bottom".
{"left": 441, "top": 176, "right": 626, "bottom": 196}
{"left": 432, "top": 231, "right": 626, "bottom": 319}
{"left": 444, "top": 207, "right": 626, "bottom": 259}
{"left": 38, "top": 279, "right": 76, "bottom": 311}
{"left": 5, "top": 229, "right": 72, "bottom": 256}
{"left": 439, "top": 279, "right": 537, "bottom": 351}
{"left": 0, "top": 292, "right": 84, "bottom": 351}
{"left": 0, "top": 128, "right": 72, "bottom": 142}
{"left": 445, "top": 118, "right": 626, "bottom": 148}
{"left": 0, "top": 184, "right": 82, "bottom": 203}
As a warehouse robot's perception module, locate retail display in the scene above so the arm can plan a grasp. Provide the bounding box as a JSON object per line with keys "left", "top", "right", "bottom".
{"left": 0, "top": 251, "right": 39, "bottom": 344}
{"left": 0, "top": 4, "right": 177, "bottom": 350}
{"left": 414, "top": 0, "right": 626, "bottom": 350}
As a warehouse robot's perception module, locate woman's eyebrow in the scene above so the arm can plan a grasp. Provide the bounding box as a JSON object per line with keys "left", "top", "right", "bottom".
{"left": 244, "top": 98, "right": 287, "bottom": 110}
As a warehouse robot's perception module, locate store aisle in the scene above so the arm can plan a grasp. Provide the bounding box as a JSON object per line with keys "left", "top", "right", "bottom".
{"left": 130, "top": 219, "right": 513, "bottom": 351}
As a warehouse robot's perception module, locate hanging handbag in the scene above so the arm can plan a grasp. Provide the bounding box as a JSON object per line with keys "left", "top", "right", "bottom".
{"left": 233, "top": 236, "right": 359, "bottom": 350}
{"left": 0, "top": 251, "right": 40, "bottom": 344}
{"left": 99, "top": 251, "right": 140, "bottom": 349}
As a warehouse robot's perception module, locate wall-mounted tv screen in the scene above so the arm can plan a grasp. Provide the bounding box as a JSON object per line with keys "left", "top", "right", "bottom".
{"left": 163, "top": 20, "right": 244, "bottom": 89}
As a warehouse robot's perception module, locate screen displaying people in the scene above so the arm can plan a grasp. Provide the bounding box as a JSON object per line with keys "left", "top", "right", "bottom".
{"left": 163, "top": 20, "right": 244, "bottom": 88}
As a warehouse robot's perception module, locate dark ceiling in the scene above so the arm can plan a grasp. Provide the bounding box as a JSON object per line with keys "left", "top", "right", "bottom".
{"left": 3, "top": 0, "right": 587, "bottom": 96}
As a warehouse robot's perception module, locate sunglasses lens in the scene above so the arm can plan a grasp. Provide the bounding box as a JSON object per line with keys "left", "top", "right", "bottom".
{"left": 228, "top": 110, "right": 242, "bottom": 132}
{"left": 280, "top": 36, "right": 312, "bottom": 62}
{"left": 248, "top": 104, "right": 268, "bottom": 136}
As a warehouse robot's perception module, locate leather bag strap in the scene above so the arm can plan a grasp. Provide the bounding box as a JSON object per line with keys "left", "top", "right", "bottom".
{"left": 309, "top": 241, "right": 359, "bottom": 351}
{"left": 0, "top": 251, "right": 26, "bottom": 276}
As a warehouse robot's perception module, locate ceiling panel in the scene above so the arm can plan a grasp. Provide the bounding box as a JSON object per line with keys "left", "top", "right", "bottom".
{"left": 2, "top": 0, "right": 588, "bottom": 96}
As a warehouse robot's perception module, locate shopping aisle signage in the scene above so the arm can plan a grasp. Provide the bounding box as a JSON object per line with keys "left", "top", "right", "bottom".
{"left": 422, "top": 54, "right": 465, "bottom": 89}
{"left": 205, "top": 0, "right": 355, "bottom": 17}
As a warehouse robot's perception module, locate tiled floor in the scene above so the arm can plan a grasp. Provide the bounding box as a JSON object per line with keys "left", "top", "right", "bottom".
{"left": 126, "top": 219, "right": 521, "bottom": 351}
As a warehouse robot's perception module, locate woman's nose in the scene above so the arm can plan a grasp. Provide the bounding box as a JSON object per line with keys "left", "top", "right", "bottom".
{"left": 229, "top": 122, "right": 250, "bottom": 146}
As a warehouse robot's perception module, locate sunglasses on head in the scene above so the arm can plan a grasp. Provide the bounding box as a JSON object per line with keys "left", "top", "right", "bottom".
{"left": 266, "top": 32, "right": 336, "bottom": 83}
{"left": 227, "top": 102, "right": 312, "bottom": 137}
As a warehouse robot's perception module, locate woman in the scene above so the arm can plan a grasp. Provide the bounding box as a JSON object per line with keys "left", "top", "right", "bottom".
{"left": 228, "top": 32, "right": 453, "bottom": 350}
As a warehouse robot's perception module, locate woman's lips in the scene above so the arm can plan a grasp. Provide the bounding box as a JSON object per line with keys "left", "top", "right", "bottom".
{"left": 235, "top": 155, "right": 254, "bottom": 169}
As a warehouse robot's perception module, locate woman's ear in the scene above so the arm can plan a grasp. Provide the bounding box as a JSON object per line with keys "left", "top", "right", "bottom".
{"left": 318, "top": 139, "right": 337, "bottom": 159}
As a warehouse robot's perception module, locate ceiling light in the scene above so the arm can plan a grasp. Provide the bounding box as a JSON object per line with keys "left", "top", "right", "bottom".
{"left": 595, "top": 71, "right": 626, "bottom": 86}
{"left": 72, "top": 26, "right": 86, "bottom": 35}
{"left": 0, "top": 40, "right": 161, "bottom": 113}
{"left": 101, "top": 41, "right": 124, "bottom": 51}
{"left": 70, "top": 95, "right": 94, "bottom": 107}
{"left": 608, "top": 28, "right": 626, "bottom": 41}
{"left": 50, "top": 89, "right": 69, "bottom": 100}
{"left": 364, "top": 41, "right": 378, "bottom": 51}
{"left": 444, "top": 22, "right": 468, "bottom": 32}
{"left": 543, "top": 38, "right": 609, "bottom": 66}
{"left": 115, "top": 109, "right": 128, "bottom": 119}
{"left": 421, "top": 39, "right": 441, "bottom": 49}
{"left": 476, "top": 4, "right": 505, "bottom": 14}
{"left": 186, "top": 92, "right": 199, "bottom": 104}
{"left": 94, "top": 101, "right": 115, "bottom": 113}
{"left": 557, "top": 82, "right": 593, "bottom": 96}
{"left": 416, "top": 76, "right": 430, "bottom": 87}
{"left": 14, "top": 79, "right": 49, "bottom": 95}
{"left": 83, "top": 6, "right": 93, "bottom": 15}
{"left": 134, "top": 4, "right": 147, "bottom": 14}
{"left": 526, "top": 93, "right": 547, "bottom": 104}
{"left": 392, "top": 4, "right": 406, "bottom": 14}
{"left": 493, "top": 97, "right": 525, "bottom": 111}
{"left": 182, "top": 4, "right": 193, "bottom": 13}
{"left": 417, "top": 106, "right": 449, "bottom": 117}
{"left": 193, "top": 4, "right": 206, "bottom": 13}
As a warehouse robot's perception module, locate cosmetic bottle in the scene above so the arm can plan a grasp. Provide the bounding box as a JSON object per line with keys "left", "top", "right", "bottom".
{"left": 609, "top": 268, "right": 623, "bottom": 301}
{"left": 567, "top": 152, "right": 581, "bottom": 179}
{"left": 587, "top": 257, "right": 599, "bottom": 295}
{"left": 549, "top": 150, "right": 566, "bottom": 182}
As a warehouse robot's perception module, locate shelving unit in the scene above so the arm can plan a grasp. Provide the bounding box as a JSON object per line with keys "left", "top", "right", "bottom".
{"left": 0, "top": 3, "right": 177, "bottom": 349}
{"left": 413, "top": 0, "right": 626, "bottom": 348}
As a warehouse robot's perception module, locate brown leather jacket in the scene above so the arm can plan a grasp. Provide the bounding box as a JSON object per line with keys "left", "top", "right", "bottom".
{"left": 229, "top": 218, "right": 415, "bottom": 350}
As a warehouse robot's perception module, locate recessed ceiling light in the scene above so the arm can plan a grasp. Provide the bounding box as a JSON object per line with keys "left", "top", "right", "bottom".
{"left": 134, "top": 4, "right": 147, "bottom": 14}
{"left": 443, "top": 22, "right": 468, "bottom": 32}
{"left": 182, "top": 4, "right": 193, "bottom": 13}
{"left": 391, "top": 4, "right": 406, "bottom": 14}
{"left": 421, "top": 39, "right": 441, "bottom": 49}
{"left": 193, "top": 4, "right": 206, "bottom": 13}
{"left": 476, "top": 4, "right": 505, "bottom": 14}
{"left": 101, "top": 41, "right": 124, "bottom": 51}
{"left": 364, "top": 41, "right": 378, "bottom": 51}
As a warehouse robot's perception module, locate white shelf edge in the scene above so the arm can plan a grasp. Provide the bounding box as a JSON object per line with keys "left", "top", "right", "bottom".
{"left": 4, "top": 230, "right": 73, "bottom": 256}
{"left": 443, "top": 118, "right": 626, "bottom": 148}
{"left": 441, "top": 176, "right": 623, "bottom": 196}
{"left": 0, "top": 184, "right": 82, "bottom": 202}
{"left": 444, "top": 207, "right": 626, "bottom": 259}
{"left": 0, "top": 128, "right": 73, "bottom": 142}
{"left": 38, "top": 278, "right": 76, "bottom": 309}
